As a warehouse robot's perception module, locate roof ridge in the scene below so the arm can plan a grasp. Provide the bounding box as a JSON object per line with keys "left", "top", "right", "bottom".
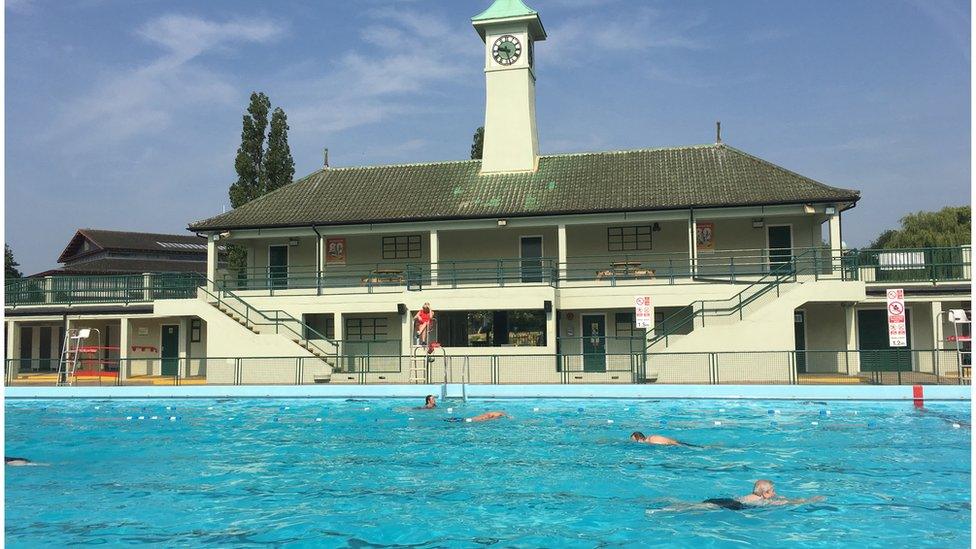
{"left": 81, "top": 228, "right": 203, "bottom": 238}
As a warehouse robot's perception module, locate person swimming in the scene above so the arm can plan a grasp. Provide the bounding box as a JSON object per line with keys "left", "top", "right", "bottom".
{"left": 419, "top": 395, "right": 437, "bottom": 409}
{"left": 445, "top": 411, "right": 508, "bottom": 423}
{"left": 630, "top": 431, "right": 695, "bottom": 446}
{"left": 701, "top": 480, "right": 824, "bottom": 510}
{"left": 6, "top": 457, "right": 33, "bottom": 466}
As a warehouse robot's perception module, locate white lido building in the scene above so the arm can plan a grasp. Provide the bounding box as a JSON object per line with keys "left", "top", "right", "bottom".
{"left": 5, "top": 0, "right": 971, "bottom": 386}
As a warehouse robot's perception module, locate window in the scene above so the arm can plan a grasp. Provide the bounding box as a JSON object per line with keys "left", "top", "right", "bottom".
{"left": 190, "top": 319, "right": 202, "bottom": 343}
{"left": 438, "top": 310, "right": 546, "bottom": 347}
{"left": 614, "top": 312, "right": 639, "bottom": 338}
{"left": 382, "top": 235, "right": 422, "bottom": 260}
{"left": 345, "top": 317, "right": 388, "bottom": 341}
{"left": 608, "top": 225, "right": 652, "bottom": 252}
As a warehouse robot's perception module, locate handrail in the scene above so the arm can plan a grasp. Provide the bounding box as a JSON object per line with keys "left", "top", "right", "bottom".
{"left": 646, "top": 250, "right": 809, "bottom": 350}
{"left": 199, "top": 279, "right": 339, "bottom": 361}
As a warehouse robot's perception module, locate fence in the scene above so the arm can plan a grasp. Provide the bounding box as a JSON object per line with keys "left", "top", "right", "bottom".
{"left": 5, "top": 349, "right": 968, "bottom": 387}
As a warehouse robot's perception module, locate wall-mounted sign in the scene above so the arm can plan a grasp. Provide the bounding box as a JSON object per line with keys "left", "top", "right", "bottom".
{"left": 137, "top": 327, "right": 149, "bottom": 336}
{"left": 886, "top": 288, "right": 907, "bottom": 347}
{"left": 696, "top": 222, "right": 715, "bottom": 251}
{"left": 635, "top": 296, "right": 653, "bottom": 329}
{"left": 326, "top": 237, "right": 347, "bottom": 265}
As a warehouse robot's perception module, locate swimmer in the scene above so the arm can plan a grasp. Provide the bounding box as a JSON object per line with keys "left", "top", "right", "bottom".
{"left": 419, "top": 395, "right": 437, "bottom": 409}
{"left": 445, "top": 411, "right": 508, "bottom": 423}
{"left": 5, "top": 457, "right": 37, "bottom": 466}
{"left": 630, "top": 431, "right": 693, "bottom": 446}
{"left": 694, "top": 480, "right": 823, "bottom": 511}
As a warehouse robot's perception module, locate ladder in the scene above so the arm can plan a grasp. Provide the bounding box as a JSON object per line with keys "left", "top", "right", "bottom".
{"left": 947, "top": 309, "right": 971, "bottom": 384}
{"left": 57, "top": 328, "right": 98, "bottom": 386}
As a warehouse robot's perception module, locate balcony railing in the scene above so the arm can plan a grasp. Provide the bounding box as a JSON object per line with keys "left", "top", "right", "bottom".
{"left": 4, "top": 272, "right": 204, "bottom": 308}
{"left": 5, "top": 246, "right": 971, "bottom": 307}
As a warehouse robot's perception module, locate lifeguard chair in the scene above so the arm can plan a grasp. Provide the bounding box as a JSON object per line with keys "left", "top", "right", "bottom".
{"left": 947, "top": 309, "right": 971, "bottom": 383}
{"left": 410, "top": 316, "right": 445, "bottom": 384}
{"left": 56, "top": 328, "right": 119, "bottom": 386}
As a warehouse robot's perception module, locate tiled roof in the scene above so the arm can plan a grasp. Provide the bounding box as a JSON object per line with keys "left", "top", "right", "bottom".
{"left": 58, "top": 229, "right": 207, "bottom": 263}
{"left": 33, "top": 258, "right": 207, "bottom": 277}
{"left": 189, "top": 144, "right": 860, "bottom": 232}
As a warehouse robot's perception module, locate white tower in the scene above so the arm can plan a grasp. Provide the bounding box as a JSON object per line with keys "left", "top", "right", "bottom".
{"left": 472, "top": 0, "right": 547, "bottom": 173}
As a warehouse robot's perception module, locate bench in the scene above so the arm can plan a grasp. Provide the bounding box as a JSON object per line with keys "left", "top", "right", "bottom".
{"left": 596, "top": 262, "right": 655, "bottom": 280}
{"left": 360, "top": 269, "right": 405, "bottom": 286}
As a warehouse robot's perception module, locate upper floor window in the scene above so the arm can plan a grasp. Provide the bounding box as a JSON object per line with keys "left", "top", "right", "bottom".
{"left": 345, "top": 317, "right": 388, "bottom": 341}
{"left": 608, "top": 225, "right": 652, "bottom": 252}
{"left": 382, "top": 235, "right": 422, "bottom": 260}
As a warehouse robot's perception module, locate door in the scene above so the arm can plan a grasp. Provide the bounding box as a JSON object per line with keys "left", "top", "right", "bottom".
{"left": 581, "top": 314, "right": 606, "bottom": 372}
{"left": 20, "top": 327, "right": 32, "bottom": 371}
{"left": 857, "top": 309, "right": 912, "bottom": 372}
{"left": 767, "top": 225, "right": 793, "bottom": 272}
{"left": 520, "top": 236, "right": 543, "bottom": 283}
{"left": 269, "top": 245, "right": 289, "bottom": 289}
{"left": 794, "top": 311, "right": 807, "bottom": 373}
{"left": 38, "top": 327, "right": 52, "bottom": 371}
{"left": 161, "top": 325, "right": 180, "bottom": 376}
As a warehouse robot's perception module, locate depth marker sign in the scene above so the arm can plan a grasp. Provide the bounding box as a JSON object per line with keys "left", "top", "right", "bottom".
{"left": 886, "top": 288, "right": 907, "bottom": 347}
{"left": 635, "top": 296, "right": 653, "bottom": 329}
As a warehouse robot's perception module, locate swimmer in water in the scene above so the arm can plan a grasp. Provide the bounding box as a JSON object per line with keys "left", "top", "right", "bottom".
{"left": 6, "top": 457, "right": 34, "bottom": 466}
{"left": 445, "top": 411, "right": 508, "bottom": 423}
{"left": 420, "top": 395, "right": 437, "bottom": 409}
{"left": 692, "top": 480, "right": 824, "bottom": 511}
{"left": 631, "top": 431, "right": 694, "bottom": 446}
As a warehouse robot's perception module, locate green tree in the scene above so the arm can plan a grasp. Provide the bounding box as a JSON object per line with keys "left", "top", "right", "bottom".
{"left": 470, "top": 126, "right": 484, "bottom": 160}
{"left": 264, "top": 107, "right": 295, "bottom": 195}
{"left": 226, "top": 93, "right": 295, "bottom": 277}
{"left": 229, "top": 92, "right": 271, "bottom": 209}
{"left": 869, "top": 206, "right": 971, "bottom": 248}
{"left": 5, "top": 244, "right": 22, "bottom": 279}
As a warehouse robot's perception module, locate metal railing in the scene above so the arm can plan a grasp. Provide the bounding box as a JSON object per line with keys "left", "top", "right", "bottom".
{"left": 4, "top": 272, "right": 204, "bottom": 307}
{"left": 5, "top": 246, "right": 971, "bottom": 307}
{"left": 6, "top": 348, "right": 968, "bottom": 386}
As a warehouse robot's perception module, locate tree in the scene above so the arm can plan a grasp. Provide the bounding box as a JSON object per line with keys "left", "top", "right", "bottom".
{"left": 869, "top": 206, "right": 971, "bottom": 249}
{"left": 226, "top": 93, "right": 295, "bottom": 277}
{"left": 470, "top": 126, "right": 484, "bottom": 160}
{"left": 229, "top": 92, "right": 271, "bottom": 209}
{"left": 5, "top": 244, "right": 22, "bottom": 279}
{"left": 264, "top": 107, "right": 295, "bottom": 195}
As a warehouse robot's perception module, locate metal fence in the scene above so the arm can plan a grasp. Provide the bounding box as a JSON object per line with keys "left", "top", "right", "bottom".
{"left": 5, "top": 349, "right": 969, "bottom": 387}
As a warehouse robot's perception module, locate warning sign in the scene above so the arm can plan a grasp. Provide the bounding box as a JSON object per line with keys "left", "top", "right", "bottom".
{"left": 886, "top": 288, "right": 907, "bottom": 347}
{"left": 635, "top": 296, "right": 653, "bottom": 329}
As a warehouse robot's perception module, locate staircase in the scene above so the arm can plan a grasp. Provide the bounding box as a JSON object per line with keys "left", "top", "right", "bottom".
{"left": 198, "top": 282, "right": 339, "bottom": 369}
{"left": 647, "top": 254, "right": 805, "bottom": 351}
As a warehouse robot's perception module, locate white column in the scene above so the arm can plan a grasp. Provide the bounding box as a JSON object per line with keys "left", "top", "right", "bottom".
{"left": 179, "top": 317, "right": 189, "bottom": 378}
{"left": 401, "top": 307, "right": 412, "bottom": 355}
{"left": 429, "top": 230, "right": 439, "bottom": 287}
{"left": 6, "top": 321, "right": 20, "bottom": 379}
{"left": 335, "top": 312, "right": 345, "bottom": 371}
{"left": 142, "top": 273, "right": 152, "bottom": 301}
{"left": 930, "top": 301, "right": 943, "bottom": 349}
{"left": 207, "top": 236, "right": 218, "bottom": 291}
{"left": 687, "top": 212, "right": 697, "bottom": 278}
{"left": 546, "top": 304, "right": 557, "bottom": 354}
{"left": 557, "top": 224, "right": 568, "bottom": 281}
{"left": 828, "top": 205, "right": 842, "bottom": 274}
{"left": 119, "top": 317, "right": 130, "bottom": 382}
{"left": 844, "top": 305, "right": 859, "bottom": 375}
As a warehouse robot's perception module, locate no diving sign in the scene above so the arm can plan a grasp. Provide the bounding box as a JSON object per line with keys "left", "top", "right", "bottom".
{"left": 635, "top": 296, "right": 653, "bottom": 329}
{"left": 886, "top": 288, "right": 907, "bottom": 347}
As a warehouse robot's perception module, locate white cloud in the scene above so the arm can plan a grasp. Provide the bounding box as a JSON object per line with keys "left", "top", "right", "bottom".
{"left": 47, "top": 14, "right": 285, "bottom": 152}
{"left": 281, "top": 9, "right": 477, "bottom": 137}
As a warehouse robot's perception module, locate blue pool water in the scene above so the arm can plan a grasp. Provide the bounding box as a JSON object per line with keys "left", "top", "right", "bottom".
{"left": 5, "top": 398, "right": 971, "bottom": 547}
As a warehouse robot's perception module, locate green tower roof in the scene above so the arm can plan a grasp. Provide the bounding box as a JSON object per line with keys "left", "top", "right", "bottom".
{"left": 471, "top": 0, "right": 546, "bottom": 41}
{"left": 472, "top": 0, "right": 538, "bottom": 21}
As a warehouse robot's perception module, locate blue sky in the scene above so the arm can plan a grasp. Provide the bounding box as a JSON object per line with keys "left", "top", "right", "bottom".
{"left": 5, "top": 0, "right": 970, "bottom": 274}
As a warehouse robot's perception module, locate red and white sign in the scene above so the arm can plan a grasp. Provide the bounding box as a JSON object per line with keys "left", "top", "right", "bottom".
{"left": 886, "top": 288, "right": 907, "bottom": 347}
{"left": 635, "top": 296, "right": 653, "bottom": 329}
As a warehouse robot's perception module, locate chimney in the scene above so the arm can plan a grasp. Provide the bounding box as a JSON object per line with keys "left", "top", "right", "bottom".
{"left": 323, "top": 148, "right": 330, "bottom": 168}
{"left": 716, "top": 121, "right": 722, "bottom": 144}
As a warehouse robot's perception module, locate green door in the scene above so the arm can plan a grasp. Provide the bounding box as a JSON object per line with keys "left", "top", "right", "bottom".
{"left": 269, "top": 245, "right": 289, "bottom": 289}
{"left": 520, "top": 236, "right": 543, "bottom": 283}
{"left": 794, "top": 310, "right": 807, "bottom": 373}
{"left": 161, "top": 325, "right": 180, "bottom": 376}
{"left": 857, "top": 309, "right": 912, "bottom": 372}
{"left": 582, "top": 314, "right": 606, "bottom": 372}
{"left": 767, "top": 225, "right": 793, "bottom": 271}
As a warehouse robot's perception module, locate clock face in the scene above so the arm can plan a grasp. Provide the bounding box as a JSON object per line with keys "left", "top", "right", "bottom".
{"left": 492, "top": 34, "right": 522, "bottom": 66}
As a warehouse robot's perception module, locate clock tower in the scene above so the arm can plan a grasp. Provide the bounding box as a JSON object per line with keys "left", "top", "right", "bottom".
{"left": 472, "top": 0, "right": 546, "bottom": 173}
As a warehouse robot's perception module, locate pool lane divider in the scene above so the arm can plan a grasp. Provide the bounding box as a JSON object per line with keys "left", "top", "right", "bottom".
{"left": 5, "top": 384, "right": 970, "bottom": 401}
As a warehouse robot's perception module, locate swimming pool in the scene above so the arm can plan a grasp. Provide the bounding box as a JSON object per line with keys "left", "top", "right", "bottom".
{"left": 5, "top": 398, "right": 971, "bottom": 547}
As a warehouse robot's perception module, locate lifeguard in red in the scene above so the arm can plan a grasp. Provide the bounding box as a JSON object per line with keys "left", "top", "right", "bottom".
{"left": 414, "top": 303, "right": 434, "bottom": 347}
